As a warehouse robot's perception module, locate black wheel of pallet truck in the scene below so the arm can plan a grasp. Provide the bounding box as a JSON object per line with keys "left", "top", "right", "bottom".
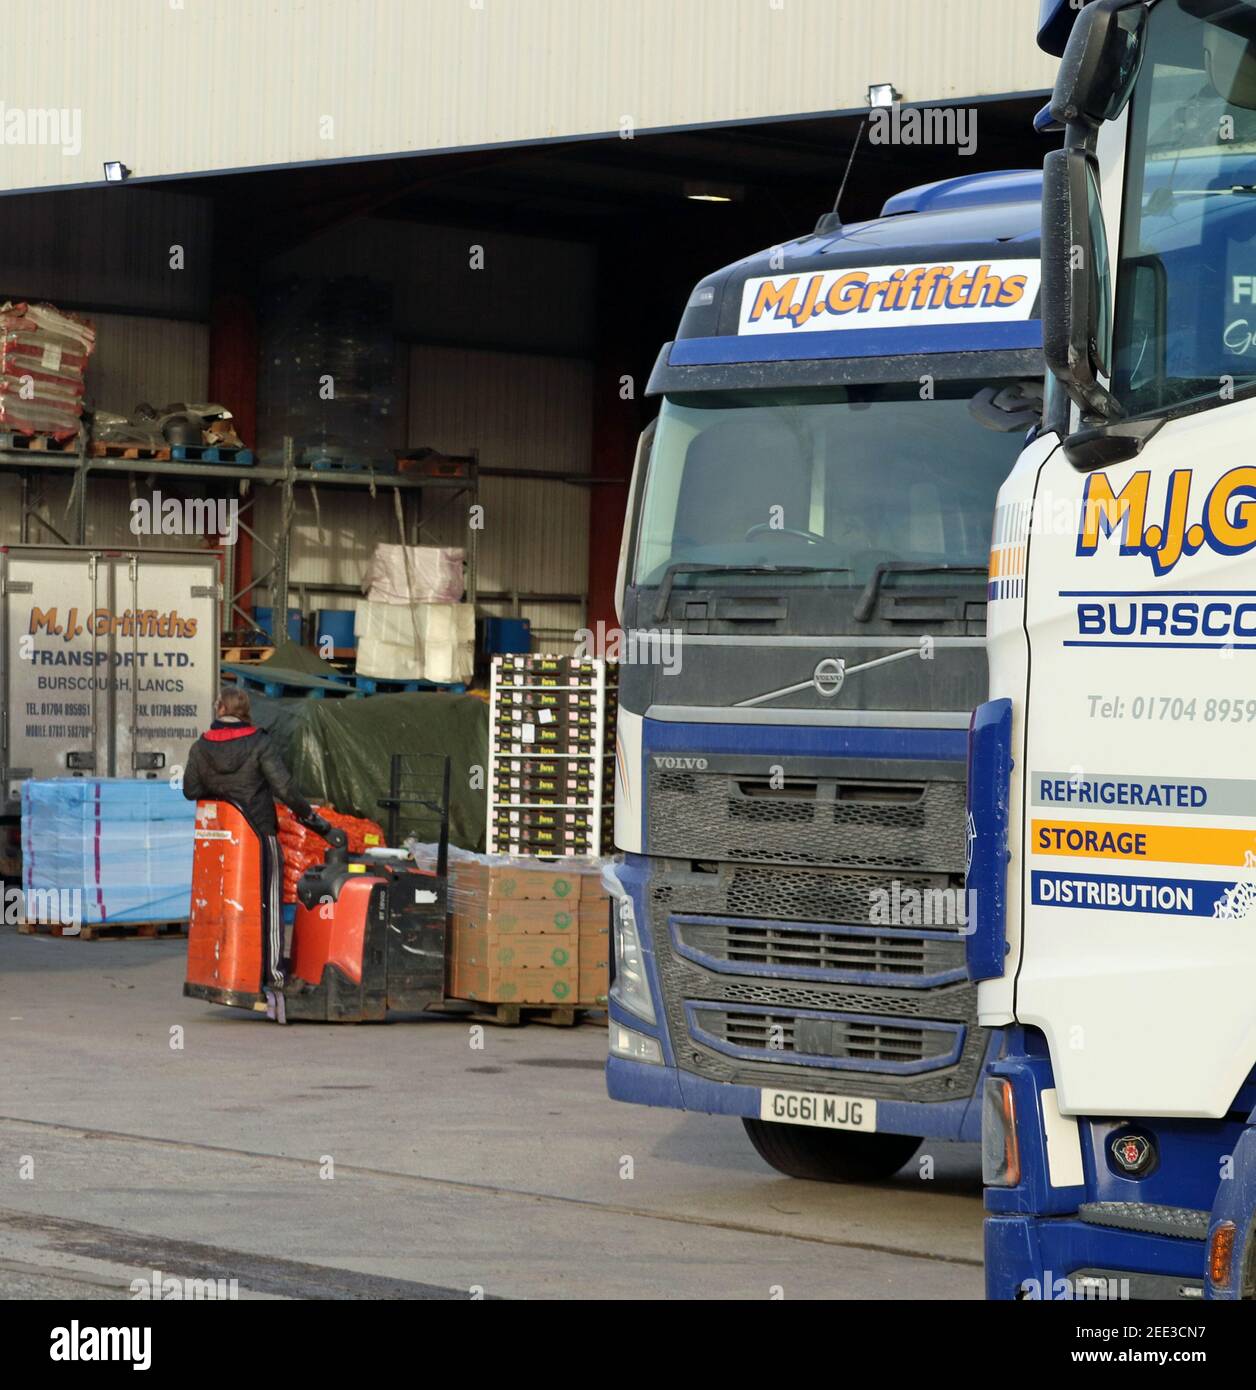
{"left": 742, "top": 1119, "right": 921, "bottom": 1183}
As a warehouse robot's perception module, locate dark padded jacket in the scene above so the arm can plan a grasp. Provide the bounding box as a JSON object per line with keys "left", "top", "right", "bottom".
{"left": 182, "top": 720, "right": 315, "bottom": 836}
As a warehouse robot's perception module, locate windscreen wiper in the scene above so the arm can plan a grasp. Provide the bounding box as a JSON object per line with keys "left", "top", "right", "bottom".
{"left": 653, "top": 562, "right": 849, "bottom": 622}
{"left": 854, "top": 562, "right": 988, "bottom": 622}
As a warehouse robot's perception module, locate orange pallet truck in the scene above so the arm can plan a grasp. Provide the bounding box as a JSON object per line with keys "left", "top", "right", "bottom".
{"left": 184, "top": 756, "right": 451, "bottom": 1024}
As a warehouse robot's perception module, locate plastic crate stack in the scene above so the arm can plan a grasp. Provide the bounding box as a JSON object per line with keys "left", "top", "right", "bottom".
{"left": 488, "top": 654, "right": 618, "bottom": 858}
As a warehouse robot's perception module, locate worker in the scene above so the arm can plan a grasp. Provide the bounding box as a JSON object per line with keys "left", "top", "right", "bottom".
{"left": 182, "top": 687, "right": 346, "bottom": 998}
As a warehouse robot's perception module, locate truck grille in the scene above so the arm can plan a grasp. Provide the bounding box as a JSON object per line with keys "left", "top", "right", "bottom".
{"left": 673, "top": 917, "right": 965, "bottom": 986}
{"left": 688, "top": 1004, "right": 963, "bottom": 1072}
{"left": 646, "top": 862, "right": 985, "bottom": 1104}
{"left": 646, "top": 767, "right": 965, "bottom": 871}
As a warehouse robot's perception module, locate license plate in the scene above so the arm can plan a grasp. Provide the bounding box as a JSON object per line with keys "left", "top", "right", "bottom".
{"left": 759, "top": 1087, "right": 877, "bottom": 1132}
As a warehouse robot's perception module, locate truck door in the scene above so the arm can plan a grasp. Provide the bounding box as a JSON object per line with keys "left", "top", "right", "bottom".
{"left": 110, "top": 552, "right": 219, "bottom": 781}
{"left": 2, "top": 548, "right": 105, "bottom": 809}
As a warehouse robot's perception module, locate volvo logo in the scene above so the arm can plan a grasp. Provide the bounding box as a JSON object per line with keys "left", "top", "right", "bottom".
{"left": 812, "top": 658, "right": 846, "bottom": 698}
{"left": 652, "top": 756, "right": 708, "bottom": 770}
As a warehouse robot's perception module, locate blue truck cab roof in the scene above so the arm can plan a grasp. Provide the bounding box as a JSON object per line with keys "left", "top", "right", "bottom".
{"left": 649, "top": 168, "right": 1043, "bottom": 396}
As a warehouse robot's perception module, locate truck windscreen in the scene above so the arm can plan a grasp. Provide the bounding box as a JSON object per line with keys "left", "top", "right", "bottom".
{"left": 631, "top": 382, "right": 1027, "bottom": 592}
{"left": 1114, "top": 0, "right": 1256, "bottom": 416}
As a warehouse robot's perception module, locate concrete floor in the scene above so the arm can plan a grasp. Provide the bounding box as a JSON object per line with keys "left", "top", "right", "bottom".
{"left": 0, "top": 925, "right": 984, "bottom": 1299}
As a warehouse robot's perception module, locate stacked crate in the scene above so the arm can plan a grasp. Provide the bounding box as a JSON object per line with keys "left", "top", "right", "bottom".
{"left": 488, "top": 654, "right": 617, "bottom": 858}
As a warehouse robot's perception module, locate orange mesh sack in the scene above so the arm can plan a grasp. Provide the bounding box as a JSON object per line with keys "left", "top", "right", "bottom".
{"left": 275, "top": 803, "right": 386, "bottom": 902}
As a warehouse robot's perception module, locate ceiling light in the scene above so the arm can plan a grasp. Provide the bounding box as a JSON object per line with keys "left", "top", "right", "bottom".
{"left": 684, "top": 180, "right": 742, "bottom": 204}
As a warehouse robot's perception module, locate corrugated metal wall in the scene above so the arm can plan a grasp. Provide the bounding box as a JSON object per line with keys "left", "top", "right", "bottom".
{"left": 262, "top": 343, "right": 594, "bottom": 651}
{"left": 0, "top": 1, "right": 1056, "bottom": 194}
{"left": 0, "top": 189, "right": 211, "bottom": 315}
{"left": 86, "top": 315, "right": 210, "bottom": 414}
{"left": 409, "top": 345, "right": 593, "bottom": 649}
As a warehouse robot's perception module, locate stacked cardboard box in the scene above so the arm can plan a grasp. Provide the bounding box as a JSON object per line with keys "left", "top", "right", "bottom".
{"left": 448, "top": 860, "right": 581, "bottom": 1005}
{"left": 446, "top": 858, "right": 610, "bottom": 1008}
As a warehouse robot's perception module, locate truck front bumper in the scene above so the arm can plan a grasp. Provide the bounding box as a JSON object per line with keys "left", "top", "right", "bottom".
{"left": 606, "top": 1048, "right": 981, "bottom": 1139}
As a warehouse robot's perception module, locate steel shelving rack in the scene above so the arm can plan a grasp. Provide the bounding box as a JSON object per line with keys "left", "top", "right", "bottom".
{"left": 0, "top": 435, "right": 480, "bottom": 634}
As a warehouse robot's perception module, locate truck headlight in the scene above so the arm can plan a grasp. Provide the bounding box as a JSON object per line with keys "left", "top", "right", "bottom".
{"left": 608, "top": 890, "right": 656, "bottom": 1024}
{"left": 982, "top": 1077, "right": 1021, "bottom": 1187}
{"left": 610, "top": 1021, "right": 663, "bottom": 1065}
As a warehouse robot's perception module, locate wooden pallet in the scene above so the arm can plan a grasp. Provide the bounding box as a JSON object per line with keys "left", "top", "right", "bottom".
{"left": 17, "top": 918, "right": 188, "bottom": 941}
{"left": 0, "top": 431, "right": 79, "bottom": 452}
{"left": 220, "top": 644, "right": 274, "bottom": 665}
{"left": 87, "top": 441, "right": 173, "bottom": 460}
{"left": 463, "top": 1001, "right": 579, "bottom": 1028}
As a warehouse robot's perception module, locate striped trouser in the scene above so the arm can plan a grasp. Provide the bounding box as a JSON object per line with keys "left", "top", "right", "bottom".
{"left": 261, "top": 833, "right": 285, "bottom": 990}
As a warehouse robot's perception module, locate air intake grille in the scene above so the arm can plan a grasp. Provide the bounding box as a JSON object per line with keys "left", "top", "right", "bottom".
{"left": 688, "top": 1005, "right": 961, "bottom": 1071}
{"left": 675, "top": 918, "right": 964, "bottom": 981}
{"left": 646, "top": 767, "right": 965, "bottom": 870}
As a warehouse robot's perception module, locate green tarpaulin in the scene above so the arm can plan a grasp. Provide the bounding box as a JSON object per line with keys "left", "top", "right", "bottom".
{"left": 249, "top": 690, "right": 488, "bottom": 851}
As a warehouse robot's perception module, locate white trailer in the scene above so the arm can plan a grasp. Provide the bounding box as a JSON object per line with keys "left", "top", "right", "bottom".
{"left": 0, "top": 545, "right": 221, "bottom": 815}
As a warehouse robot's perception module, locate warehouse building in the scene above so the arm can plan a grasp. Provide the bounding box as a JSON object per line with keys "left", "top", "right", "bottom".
{"left": 0, "top": 0, "right": 1056, "bottom": 645}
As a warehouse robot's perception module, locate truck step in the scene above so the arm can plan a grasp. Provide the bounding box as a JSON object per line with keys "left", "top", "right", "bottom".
{"left": 1078, "top": 1201, "right": 1209, "bottom": 1241}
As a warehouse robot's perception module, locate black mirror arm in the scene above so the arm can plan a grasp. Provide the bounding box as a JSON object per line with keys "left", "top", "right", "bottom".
{"left": 1063, "top": 415, "right": 1165, "bottom": 472}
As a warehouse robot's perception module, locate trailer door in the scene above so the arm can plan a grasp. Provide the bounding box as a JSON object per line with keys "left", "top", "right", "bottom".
{"left": 2, "top": 548, "right": 106, "bottom": 809}
{"left": 110, "top": 552, "right": 219, "bottom": 782}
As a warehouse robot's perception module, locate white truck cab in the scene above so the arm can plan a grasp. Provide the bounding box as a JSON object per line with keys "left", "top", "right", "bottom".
{"left": 974, "top": 0, "right": 1256, "bottom": 1301}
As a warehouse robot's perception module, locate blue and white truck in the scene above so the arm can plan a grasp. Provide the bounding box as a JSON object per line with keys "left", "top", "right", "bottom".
{"left": 605, "top": 169, "right": 1045, "bottom": 1181}
{"left": 972, "top": 0, "right": 1256, "bottom": 1298}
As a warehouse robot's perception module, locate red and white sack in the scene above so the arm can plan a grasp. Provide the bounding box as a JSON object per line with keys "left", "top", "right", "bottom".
{"left": 0, "top": 301, "right": 95, "bottom": 440}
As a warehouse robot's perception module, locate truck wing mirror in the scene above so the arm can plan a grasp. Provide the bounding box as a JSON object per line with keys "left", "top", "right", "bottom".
{"left": 1042, "top": 146, "right": 1119, "bottom": 422}
{"left": 1051, "top": 0, "right": 1146, "bottom": 128}
{"left": 968, "top": 381, "right": 1045, "bottom": 433}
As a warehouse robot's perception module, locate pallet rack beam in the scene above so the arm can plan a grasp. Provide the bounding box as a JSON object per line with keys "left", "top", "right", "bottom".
{"left": 0, "top": 437, "right": 481, "bottom": 637}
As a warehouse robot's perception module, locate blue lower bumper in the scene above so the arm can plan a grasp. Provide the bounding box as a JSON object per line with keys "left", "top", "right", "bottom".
{"left": 985, "top": 1214, "right": 1206, "bottom": 1300}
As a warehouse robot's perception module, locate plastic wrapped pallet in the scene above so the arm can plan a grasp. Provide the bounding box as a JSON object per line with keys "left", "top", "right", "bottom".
{"left": 405, "top": 843, "right": 606, "bottom": 1006}
{"left": 361, "top": 543, "right": 465, "bottom": 605}
{"left": 354, "top": 600, "right": 474, "bottom": 683}
{"left": 0, "top": 301, "right": 95, "bottom": 439}
{"left": 20, "top": 779, "right": 195, "bottom": 926}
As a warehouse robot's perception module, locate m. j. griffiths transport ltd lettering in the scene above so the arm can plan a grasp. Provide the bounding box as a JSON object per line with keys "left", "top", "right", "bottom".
{"left": 1076, "top": 466, "right": 1256, "bottom": 576}
{"left": 738, "top": 259, "right": 1039, "bottom": 334}
{"left": 28, "top": 607, "right": 199, "bottom": 641}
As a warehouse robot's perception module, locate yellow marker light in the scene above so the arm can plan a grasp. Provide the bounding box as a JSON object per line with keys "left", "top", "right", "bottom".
{"left": 1209, "top": 1221, "right": 1236, "bottom": 1290}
